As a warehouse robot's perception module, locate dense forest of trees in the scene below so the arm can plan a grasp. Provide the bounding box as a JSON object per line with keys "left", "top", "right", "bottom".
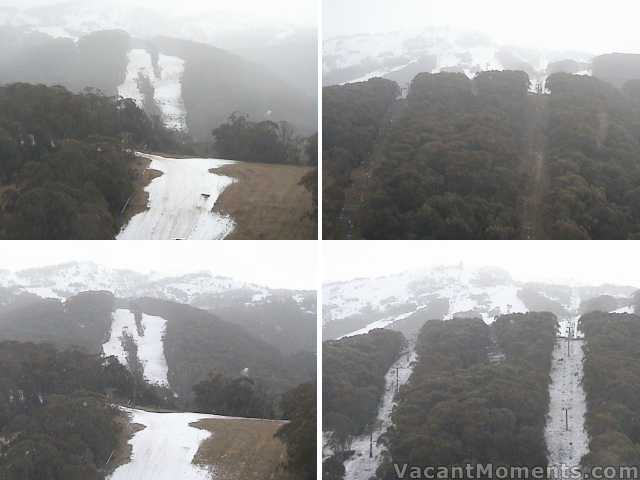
{"left": 0, "top": 342, "right": 144, "bottom": 479}
{"left": 276, "top": 382, "right": 317, "bottom": 480}
{"left": 378, "top": 313, "right": 556, "bottom": 478}
{"left": 324, "top": 70, "right": 640, "bottom": 239}
{"left": 0, "top": 83, "right": 182, "bottom": 240}
{"left": 192, "top": 372, "right": 274, "bottom": 419}
{"left": 542, "top": 74, "right": 640, "bottom": 238}
{"left": 212, "top": 113, "right": 316, "bottom": 165}
{"left": 580, "top": 312, "right": 640, "bottom": 465}
{"left": 323, "top": 329, "right": 405, "bottom": 451}
{"left": 323, "top": 78, "right": 399, "bottom": 238}
{"left": 362, "top": 71, "right": 529, "bottom": 239}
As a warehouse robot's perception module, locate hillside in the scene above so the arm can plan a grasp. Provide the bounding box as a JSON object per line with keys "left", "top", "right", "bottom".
{"left": 0, "top": 294, "right": 312, "bottom": 401}
{"left": 109, "top": 409, "right": 295, "bottom": 480}
{"left": 323, "top": 70, "right": 640, "bottom": 239}
{"left": 322, "top": 264, "right": 637, "bottom": 340}
{"left": 0, "top": 83, "right": 180, "bottom": 240}
{"left": 0, "top": 26, "right": 316, "bottom": 140}
{"left": 0, "top": 341, "right": 315, "bottom": 480}
{"left": 0, "top": 261, "right": 316, "bottom": 356}
{"left": 323, "top": 27, "right": 593, "bottom": 88}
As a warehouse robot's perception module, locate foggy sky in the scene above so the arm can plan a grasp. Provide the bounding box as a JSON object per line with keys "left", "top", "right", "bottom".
{"left": 1, "top": 241, "right": 317, "bottom": 290}
{"left": 324, "top": 0, "right": 640, "bottom": 55}
{"left": 323, "top": 241, "right": 640, "bottom": 287}
{"left": 0, "top": 0, "right": 318, "bottom": 28}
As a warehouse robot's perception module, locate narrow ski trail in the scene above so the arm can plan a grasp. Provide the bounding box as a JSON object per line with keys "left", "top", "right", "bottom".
{"left": 342, "top": 347, "right": 416, "bottom": 480}
{"left": 545, "top": 316, "right": 589, "bottom": 477}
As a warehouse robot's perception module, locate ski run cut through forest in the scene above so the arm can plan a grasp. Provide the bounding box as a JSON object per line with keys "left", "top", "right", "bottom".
{"left": 117, "top": 153, "right": 236, "bottom": 240}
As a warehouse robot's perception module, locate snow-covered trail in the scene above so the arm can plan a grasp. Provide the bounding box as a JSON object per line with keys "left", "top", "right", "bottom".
{"left": 545, "top": 316, "right": 589, "bottom": 477}
{"left": 117, "top": 153, "right": 237, "bottom": 240}
{"left": 102, "top": 309, "right": 170, "bottom": 387}
{"left": 342, "top": 348, "right": 417, "bottom": 480}
{"left": 108, "top": 409, "right": 216, "bottom": 480}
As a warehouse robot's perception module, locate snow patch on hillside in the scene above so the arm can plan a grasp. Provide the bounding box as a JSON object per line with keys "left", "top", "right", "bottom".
{"left": 118, "top": 49, "right": 187, "bottom": 131}
{"left": 108, "top": 409, "right": 214, "bottom": 480}
{"left": 155, "top": 55, "right": 187, "bottom": 131}
{"left": 612, "top": 305, "right": 635, "bottom": 314}
{"left": 117, "top": 153, "right": 236, "bottom": 240}
{"left": 118, "top": 49, "right": 151, "bottom": 106}
{"left": 102, "top": 309, "right": 169, "bottom": 387}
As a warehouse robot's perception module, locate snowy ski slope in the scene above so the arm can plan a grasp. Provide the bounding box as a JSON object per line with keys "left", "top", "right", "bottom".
{"left": 342, "top": 348, "right": 417, "bottom": 480}
{"left": 545, "top": 320, "right": 589, "bottom": 476}
{"left": 118, "top": 49, "right": 188, "bottom": 131}
{"left": 102, "top": 309, "right": 170, "bottom": 387}
{"left": 117, "top": 153, "right": 236, "bottom": 240}
{"left": 108, "top": 409, "right": 215, "bottom": 480}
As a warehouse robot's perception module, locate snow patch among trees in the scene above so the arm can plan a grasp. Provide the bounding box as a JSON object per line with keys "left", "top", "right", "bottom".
{"left": 118, "top": 49, "right": 188, "bottom": 131}
{"left": 102, "top": 309, "right": 170, "bottom": 387}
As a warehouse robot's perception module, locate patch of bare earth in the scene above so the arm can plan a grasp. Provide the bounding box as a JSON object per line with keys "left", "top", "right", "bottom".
{"left": 105, "top": 411, "right": 145, "bottom": 475}
{"left": 212, "top": 162, "right": 316, "bottom": 240}
{"left": 120, "top": 155, "right": 162, "bottom": 228}
{"left": 191, "top": 418, "right": 295, "bottom": 480}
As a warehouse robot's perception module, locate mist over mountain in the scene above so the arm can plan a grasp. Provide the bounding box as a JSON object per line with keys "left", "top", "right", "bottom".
{"left": 323, "top": 264, "right": 638, "bottom": 339}
{"left": 0, "top": 0, "right": 317, "bottom": 139}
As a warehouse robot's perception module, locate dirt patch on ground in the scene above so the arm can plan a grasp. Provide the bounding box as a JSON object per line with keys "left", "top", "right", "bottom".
{"left": 191, "top": 418, "right": 295, "bottom": 480}
{"left": 212, "top": 162, "right": 316, "bottom": 239}
{"left": 105, "top": 411, "right": 145, "bottom": 475}
{"left": 120, "top": 155, "right": 162, "bottom": 228}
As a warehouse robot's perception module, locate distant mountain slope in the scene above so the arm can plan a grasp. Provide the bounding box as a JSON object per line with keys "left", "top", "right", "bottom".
{"left": 323, "top": 265, "right": 637, "bottom": 339}
{"left": 0, "top": 292, "right": 313, "bottom": 400}
{"left": 323, "top": 27, "right": 593, "bottom": 88}
{"left": 0, "top": 262, "right": 316, "bottom": 357}
{"left": 592, "top": 53, "right": 640, "bottom": 87}
{"left": 0, "top": 26, "right": 316, "bottom": 140}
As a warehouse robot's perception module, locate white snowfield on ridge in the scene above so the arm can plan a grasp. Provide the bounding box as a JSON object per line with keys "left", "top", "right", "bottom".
{"left": 108, "top": 408, "right": 269, "bottom": 480}
{"left": 324, "top": 265, "right": 637, "bottom": 338}
{"left": 117, "top": 153, "right": 236, "bottom": 240}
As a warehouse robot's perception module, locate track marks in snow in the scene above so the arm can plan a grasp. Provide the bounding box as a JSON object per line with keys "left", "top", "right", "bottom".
{"left": 117, "top": 153, "right": 236, "bottom": 240}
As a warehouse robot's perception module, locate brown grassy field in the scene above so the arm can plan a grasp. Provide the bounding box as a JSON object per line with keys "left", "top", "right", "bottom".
{"left": 213, "top": 162, "right": 316, "bottom": 240}
{"left": 191, "top": 417, "right": 296, "bottom": 480}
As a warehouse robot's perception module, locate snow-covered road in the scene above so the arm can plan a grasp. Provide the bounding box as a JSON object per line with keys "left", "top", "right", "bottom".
{"left": 342, "top": 348, "right": 417, "bottom": 480}
{"left": 545, "top": 317, "right": 589, "bottom": 477}
{"left": 108, "top": 409, "right": 215, "bottom": 480}
{"left": 117, "top": 153, "right": 236, "bottom": 240}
